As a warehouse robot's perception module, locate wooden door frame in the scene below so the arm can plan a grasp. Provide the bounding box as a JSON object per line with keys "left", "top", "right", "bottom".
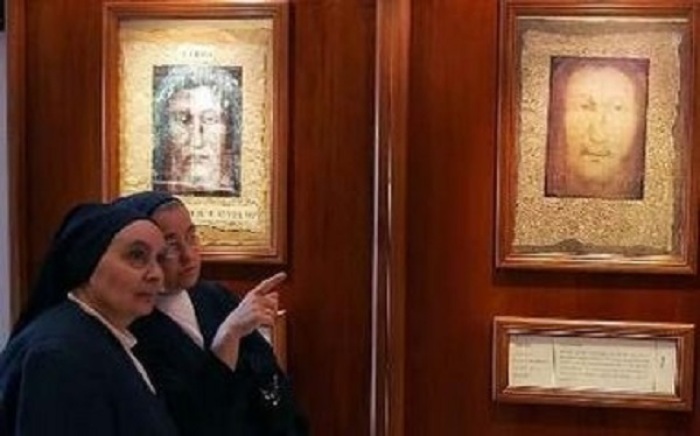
{"left": 372, "top": 0, "right": 409, "bottom": 435}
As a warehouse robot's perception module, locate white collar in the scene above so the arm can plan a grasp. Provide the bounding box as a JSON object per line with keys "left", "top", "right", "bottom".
{"left": 156, "top": 288, "right": 188, "bottom": 301}
{"left": 156, "top": 289, "right": 204, "bottom": 349}
{"left": 67, "top": 292, "right": 137, "bottom": 349}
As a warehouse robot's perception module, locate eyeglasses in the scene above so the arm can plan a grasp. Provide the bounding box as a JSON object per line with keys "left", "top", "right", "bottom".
{"left": 163, "top": 231, "right": 200, "bottom": 260}
{"left": 125, "top": 242, "right": 167, "bottom": 270}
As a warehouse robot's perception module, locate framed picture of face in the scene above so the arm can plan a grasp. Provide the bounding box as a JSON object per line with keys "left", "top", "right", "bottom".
{"left": 496, "top": 0, "right": 698, "bottom": 273}
{"left": 103, "top": 1, "right": 289, "bottom": 263}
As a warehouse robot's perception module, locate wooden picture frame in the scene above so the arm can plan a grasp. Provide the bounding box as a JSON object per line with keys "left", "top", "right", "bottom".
{"left": 493, "top": 316, "right": 695, "bottom": 411}
{"left": 495, "top": 0, "right": 698, "bottom": 273}
{"left": 103, "top": 1, "right": 288, "bottom": 263}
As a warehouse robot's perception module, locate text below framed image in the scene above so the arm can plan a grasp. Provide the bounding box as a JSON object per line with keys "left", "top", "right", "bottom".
{"left": 493, "top": 316, "right": 695, "bottom": 411}
{"left": 103, "top": 1, "right": 289, "bottom": 263}
{"left": 495, "top": 0, "right": 698, "bottom": 273}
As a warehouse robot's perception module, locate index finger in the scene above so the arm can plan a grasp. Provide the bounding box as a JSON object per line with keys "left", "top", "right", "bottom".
{"left": 250, "top": 272, "right": 287, "bottom": 296}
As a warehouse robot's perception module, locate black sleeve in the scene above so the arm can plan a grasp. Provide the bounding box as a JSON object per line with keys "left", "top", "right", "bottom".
{"left": 210, "top": 282, "right": 308, "bottom": 435}
{"left": 143, "top": 281, "right": 308, "bottom": 436}
{"left": 240, "top": 333, "right": 309, "bottom": 436}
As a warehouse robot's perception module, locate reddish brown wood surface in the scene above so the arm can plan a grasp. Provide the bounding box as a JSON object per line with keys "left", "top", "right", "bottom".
{"left": 405, "top": 0, "right": 700, "bottom": 434}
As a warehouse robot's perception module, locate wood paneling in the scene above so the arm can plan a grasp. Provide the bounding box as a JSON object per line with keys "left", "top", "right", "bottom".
{"left": 405, "top": 0, "right": 700, "bottom": 434}
{"left": 10, "top": 0, "right": 376, "bottom": 434}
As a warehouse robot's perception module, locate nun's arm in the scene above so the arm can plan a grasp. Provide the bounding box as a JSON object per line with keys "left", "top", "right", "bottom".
{"left": 15, "top": 346, "right": 116, "bottom": 436}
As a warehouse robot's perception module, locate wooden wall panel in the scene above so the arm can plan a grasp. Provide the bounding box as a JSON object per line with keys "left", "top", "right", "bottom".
{"left": 11, "top": 0, "right": 376, "bottom": 435}
{"left": 22, "top": 0, "right": 106, "bottom": 293}
{"left": 405, "top": 0, "right": 700, "bottom": 435}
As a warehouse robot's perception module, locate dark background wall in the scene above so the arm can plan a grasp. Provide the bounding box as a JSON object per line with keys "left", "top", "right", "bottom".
{"left": 10, "top": 0, "right": 376, "bottom": 434}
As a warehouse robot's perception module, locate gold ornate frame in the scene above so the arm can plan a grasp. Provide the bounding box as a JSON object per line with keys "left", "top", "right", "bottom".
{"left": 496, "top": 0, "right": 698, "bottom": 273}
{"left": 103, "top": 1, "right": 288, "bottom": 263}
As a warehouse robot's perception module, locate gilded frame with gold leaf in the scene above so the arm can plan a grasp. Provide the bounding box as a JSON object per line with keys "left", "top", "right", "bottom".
{"left": 103, "top": 1, "right": 288, "bottom": 263}
{"left": 496, "top": 0, "right": 698, "bottom": 273}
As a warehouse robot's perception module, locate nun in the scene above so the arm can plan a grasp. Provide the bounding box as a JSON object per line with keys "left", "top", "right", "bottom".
{"left": 0, "top": 203, "right": 178, "bottom": 436}
{"left": 114, "top": 191, "right": 307, "bottom": 436}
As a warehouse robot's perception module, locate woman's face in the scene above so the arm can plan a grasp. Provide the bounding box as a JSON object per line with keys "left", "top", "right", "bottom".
{"left": 81, "top": 220, "right": 167, "bottom": 328}
{"left": 151, "top": 204, "right": 202, "bottom": 292}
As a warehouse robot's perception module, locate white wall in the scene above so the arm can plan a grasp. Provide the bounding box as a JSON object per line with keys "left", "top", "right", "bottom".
{"left": 0, "top": 30, "right": 10, "bottom": 346}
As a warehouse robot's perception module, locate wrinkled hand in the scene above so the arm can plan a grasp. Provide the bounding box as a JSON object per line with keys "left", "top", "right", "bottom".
{"left": 211, "top": 272, "right": 287, "bottom": 370}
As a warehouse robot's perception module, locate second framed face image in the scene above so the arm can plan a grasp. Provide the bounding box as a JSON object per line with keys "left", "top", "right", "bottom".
{"left": 103, "top": 1, "right": 289, "bottom": 263}
{"left": 496, "top": 0, "right": 698, "bottom": 273}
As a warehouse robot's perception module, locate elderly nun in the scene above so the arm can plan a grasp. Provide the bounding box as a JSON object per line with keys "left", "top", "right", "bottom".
{"left": 0, "top": 202, "right": 178, "bottom": 436}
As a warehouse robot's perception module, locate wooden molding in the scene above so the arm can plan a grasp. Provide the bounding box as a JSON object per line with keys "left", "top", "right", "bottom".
{"left": 373, "top": 0, "right": 410, "bottom": 434}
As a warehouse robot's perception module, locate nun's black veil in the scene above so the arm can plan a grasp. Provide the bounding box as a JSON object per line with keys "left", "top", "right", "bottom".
{"left": 10, "top": 203, "right": 151, "bottom": 338}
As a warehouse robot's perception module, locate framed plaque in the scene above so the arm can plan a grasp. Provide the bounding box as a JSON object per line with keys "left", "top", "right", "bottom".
{"left": 103, "top": 1, "right": 289, "bottom": 263}
{"left": 493, "top": 316, "right": 695, "bottom": 411}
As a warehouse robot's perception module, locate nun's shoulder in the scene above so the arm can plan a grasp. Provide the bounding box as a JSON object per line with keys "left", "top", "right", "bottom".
{"left": 11, "top": 301, "right": 115, "bottom": 355}
{"left": 191, "top": 280, "right": 241, "bottom": 306}
{"left": 1, "top": 308, "right": 101, "bottom": 374}
{"left": 13, "top": 302, "right": 79, "bottom": 341}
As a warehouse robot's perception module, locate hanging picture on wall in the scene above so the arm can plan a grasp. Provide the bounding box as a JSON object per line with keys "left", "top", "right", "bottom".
{"left": 495, "top": 0, "right": 697, "bottom": 273}
{"left": 103, "top": 1, "right": 289, "bottom": 263}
